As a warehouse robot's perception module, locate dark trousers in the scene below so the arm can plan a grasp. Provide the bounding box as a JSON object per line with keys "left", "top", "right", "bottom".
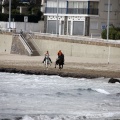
{"left": 43, "top": 57, "right": 52, "bottom": 63}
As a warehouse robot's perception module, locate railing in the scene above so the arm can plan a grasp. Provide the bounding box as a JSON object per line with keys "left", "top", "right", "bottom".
{"left": 28, "top": 33, "right": 41, "bottom": 53}
{"left": 45, "top": 7, "right": 66, "bottom": 14}
{"left": 32, "top": 32, "right": 120, "bottom": 45}
{"left": 67, "top": 8, "right": 88, "bottom": 14}
{"left": 0, "top": 28, "right": 16, "bottom": 33}
{"left": 19, "top": 34, "right": 33, "bottom": 55}
{"left": 88, "top": 8, "right": 99, "bottom": 15}
{"left": 45, "top": 7, "right": 98, "bottom": 15}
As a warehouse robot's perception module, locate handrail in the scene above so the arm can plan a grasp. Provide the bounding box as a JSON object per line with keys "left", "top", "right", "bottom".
{"left": 21, "top": 34, "right": 33, "bottom": 52}
{"left": 19, "top": 34, "right": 33, "bottom": 55}
{"left": 28, "top": 33, "right": 41, "bottom": 53}
{"left": 30, "top": 31, "right": 120, "bottom": 45}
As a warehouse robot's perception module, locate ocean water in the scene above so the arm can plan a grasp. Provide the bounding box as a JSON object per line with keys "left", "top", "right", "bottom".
{"left": 0, "top": 72, "right": 120, "bottom": 120}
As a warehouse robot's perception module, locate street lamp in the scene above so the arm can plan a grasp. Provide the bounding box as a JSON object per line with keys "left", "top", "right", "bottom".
{"left": 56, "top": 0, "right": 59, "bottom": 37}
{"left": 107, "top": 0, "right": 110, "bottom": 40}
{"left": 9, "top": 0, "right": 11, "bottom": 31}
{"left": 107, "top": 0, "right": 110, "bottom": 64}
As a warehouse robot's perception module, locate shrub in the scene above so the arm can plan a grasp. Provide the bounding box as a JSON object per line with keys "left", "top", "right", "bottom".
{"left": 115, "top": 31, "right": 120, "bottom": 40}
{"left": 101, "top": 29, "right": 107, "bottom": 39}
{"left": 0, "top": 13, "right": 43, "bottom": 22}
{"left": 109, "top": 27, "right": 117, "bottom": 40}
{"left": 101, "top": 26, "right": 120, "bottom": 40}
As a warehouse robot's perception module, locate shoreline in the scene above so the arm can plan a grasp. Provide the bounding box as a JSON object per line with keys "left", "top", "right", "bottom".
{"left": 0, "top": 54, "right": 120, "bottom": 78}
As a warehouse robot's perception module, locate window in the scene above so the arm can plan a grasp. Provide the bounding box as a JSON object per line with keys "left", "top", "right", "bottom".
{"left": 89, "top": 1, "right": 99, "bottom": 15}
{"left": 47, "top": 1, "right": 56, "bottom": 7}
{"left": 59, "top": 1, "right": 66, "bottom": 8}
{"left": 68, "top": 1, "right": 88, "bottom": 9}
{"left": 104, "top": 4, "right": 112, "bottom": 12}
{"left": 68, "top": 1, "right": 88, "bottom": 14}
{"left": 89, "top": 2, "right": 98, "bottom": 9}
{"left": 46, "top": 0, "right": 66, "bottom": 14}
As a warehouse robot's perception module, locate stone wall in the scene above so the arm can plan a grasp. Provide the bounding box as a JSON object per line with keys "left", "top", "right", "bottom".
{"left": 32, "top": 35, "right": 120, "bottom": 64}
{"left": 11, "top": 35, "right": 29, "bottom": 55}
{"left": 1, "top": 33, "right": 120, "bottom": 64}
{"left": 0, "top": 34, "right": 12, "bottom": 54}
{"left": 33, "top": 35, "right": 120, "bottom": 48}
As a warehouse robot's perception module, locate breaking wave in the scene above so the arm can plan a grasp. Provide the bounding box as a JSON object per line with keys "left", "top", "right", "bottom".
{"left": 76, "top": 88, "right": 110, "bottom": 94}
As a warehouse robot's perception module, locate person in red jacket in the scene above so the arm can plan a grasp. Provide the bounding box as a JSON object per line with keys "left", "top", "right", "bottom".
{"left": 57, "top": 50, "right": 64, "bottom": 64}
{"left": 57, "top": 50, "right": 62, "bottom": 58}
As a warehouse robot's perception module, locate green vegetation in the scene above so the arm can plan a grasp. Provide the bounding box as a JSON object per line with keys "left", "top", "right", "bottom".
{"left": 0, "top": 12, "right": 43, "bottom": 22}
{"left": 101, "top": 26, "right": 120, "bottom": 40}
{"left": 0, "top": 0, "right": 43, "bottom": 22}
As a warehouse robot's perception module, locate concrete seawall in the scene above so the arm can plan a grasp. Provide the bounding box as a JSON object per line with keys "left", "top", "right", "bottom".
{"left": 33, "top": 35, "right": 120, "bottom": 64}
{"left": 0, "top": 33, "right": 120, "bottom": 64}
{"left": 0, "top": 34, "right": 12, "bottom": 54}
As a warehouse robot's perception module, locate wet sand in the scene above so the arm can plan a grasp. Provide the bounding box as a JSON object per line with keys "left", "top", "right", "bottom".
{"left": 0, "top": 54, "right": 120, "bottom": 78}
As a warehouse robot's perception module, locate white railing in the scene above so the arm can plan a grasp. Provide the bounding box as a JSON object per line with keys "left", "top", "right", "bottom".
{"left": 30, "top": 31, "right": 120, "bottom": 45}
{"left": 28, "top": 33, "right": 41, "bottom": 53}
{"left": 0, "top": 28, "right": 16, "bottom": 33}
{"left": 19, "top": 34, "right": 33, "bottom": 55}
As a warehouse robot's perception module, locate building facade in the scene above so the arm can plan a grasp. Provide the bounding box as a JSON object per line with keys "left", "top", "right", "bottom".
{"left": 44, "top": 0, "right": 120, "bottom": 36}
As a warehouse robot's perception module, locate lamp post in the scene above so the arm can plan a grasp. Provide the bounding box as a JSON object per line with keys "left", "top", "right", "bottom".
{"left": 107, "top": 0, "right": 110, "bottom": 64}
{"left": 56, "top": 0, "right": 59, "bottom": 37}
{"left": 9, "top": 0, "right": 11, "bottom": 31}
{"left": 107, "top": 0, "right": 110, "bottom": 41}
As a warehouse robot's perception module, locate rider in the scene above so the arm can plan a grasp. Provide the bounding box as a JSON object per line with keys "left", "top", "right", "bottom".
{"left": 58, "top": 50, "right": 62, "bottom": 58}
{"left": 42, "top": 51, "right": 52, "bottom": 63}
{"left": 57, "top": 50, "right": 64, "bottom": 64}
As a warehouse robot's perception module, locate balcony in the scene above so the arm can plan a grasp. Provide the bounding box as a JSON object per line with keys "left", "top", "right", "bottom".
{"left": 88, "top": 8, "right": 99, "bottom": 15}
{"left": 67, "top": 8, "right": 88, "bottom": 14}
{"left": 45, "top": 7, "right": 98, "bottom": 15}
{"left": 45, "top": 7, "right": 66, "bottom": 14}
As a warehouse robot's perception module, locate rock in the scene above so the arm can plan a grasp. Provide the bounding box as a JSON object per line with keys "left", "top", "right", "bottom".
{"left": 108, "top": 78, "right": 120, "bottom": 83}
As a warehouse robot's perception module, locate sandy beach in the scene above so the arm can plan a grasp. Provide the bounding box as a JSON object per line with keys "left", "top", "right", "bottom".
{"left": 0, "top": 54, "right": 120, "bottom": 78}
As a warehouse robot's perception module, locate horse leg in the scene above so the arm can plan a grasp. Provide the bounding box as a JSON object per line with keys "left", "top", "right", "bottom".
{"left": 62, "top": 64, "right": 63, "bottom": 69}
{"left": 55, "top": 61, "right": 58, "bottom": 68}
{"left": 45, "top": 59, "right": 48, "bottom": 68}
{"left": 55, "top": 62, "right": 56, "bottom": 68}
{"left": 59, "top": 64, "right": 61, "bottom": 70}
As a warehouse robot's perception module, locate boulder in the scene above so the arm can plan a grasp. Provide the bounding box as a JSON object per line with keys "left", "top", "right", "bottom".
{"left": 108, "top": 78, "right": 120, "bottom": 83}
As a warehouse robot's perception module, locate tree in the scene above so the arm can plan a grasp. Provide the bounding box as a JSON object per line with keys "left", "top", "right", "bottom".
{"left": 2, "top": 0, "right": 42, "bottom": 15}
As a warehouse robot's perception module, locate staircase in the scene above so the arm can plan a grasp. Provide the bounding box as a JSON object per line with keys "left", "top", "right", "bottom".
{"left": 11, "top": 33, "right": 40, "bottom": 56}
{"left": 21, "top": 33, "right": 40, "bottom": 56}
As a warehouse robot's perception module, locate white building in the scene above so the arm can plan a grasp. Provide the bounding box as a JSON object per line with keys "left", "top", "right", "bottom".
{"left": 44, "top": 0, "right": 120, "bottom": 36}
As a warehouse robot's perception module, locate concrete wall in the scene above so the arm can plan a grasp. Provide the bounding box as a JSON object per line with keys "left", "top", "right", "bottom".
{"left": 0, "top": 34, "right": 120, "bottom": 64}
{"left": 0, "top": 21, "right": 44, "bottom": 33}
{"left": 11, "top": 35, "right": 29, "bottom": 55}
{"left": 15, "top": 21, "right": 44, "bottom": 33}
{"left": 33, "top": 37, "right": 120, "bottom": 64}
{"left": 0, "top": 34, "right": 12, "bottom": 54}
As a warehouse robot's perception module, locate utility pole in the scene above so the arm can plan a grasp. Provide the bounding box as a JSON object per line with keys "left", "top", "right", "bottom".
{"left": 107, "top": 0, "right": 110, "bottom": 41}
{"left": 56, "top": 0, "right": 59, "bottom": 37}
{"left": 9, "top": 0, "right": 11, "bottom": 31}
{"left": 107, "top": 0, "right": 110, "bottom": 64}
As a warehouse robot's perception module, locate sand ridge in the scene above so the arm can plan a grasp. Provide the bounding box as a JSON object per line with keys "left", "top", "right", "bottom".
{"left": 0, "top": 54, "right": 120, "bottom": 78}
